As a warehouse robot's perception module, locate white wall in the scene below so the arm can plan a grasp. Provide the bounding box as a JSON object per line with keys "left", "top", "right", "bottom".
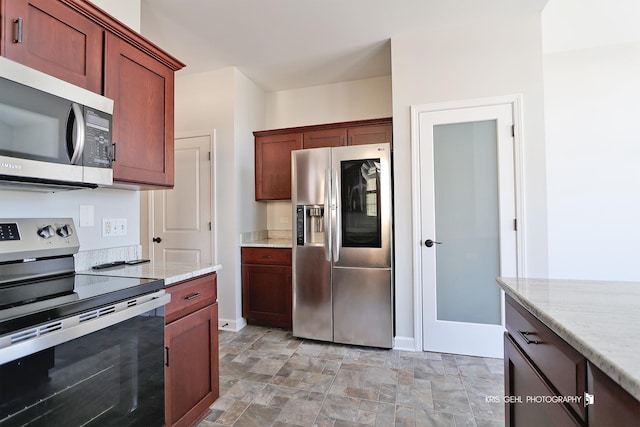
{"left": 173, "top": 67, "right": 266, "bottom": 329}
{"left": 1, "top": 1, "right": 142, "bottom": 253}
{"left": 265, "top": 76, "right": 392, "bottom": 129}
{"left": 391, "top": 14, "right": 548, "bottom": 344}
{"left": 233, "top": 69, "right": 268, "bottom": 324}
{"left": 543, "top": 1, "right": 640, "bottom": 280}
{"left": 542, "top": 0, "right": 640, "bottom": 54}
{"left": 90, "top": 0, "right": 141, "bottom": 32}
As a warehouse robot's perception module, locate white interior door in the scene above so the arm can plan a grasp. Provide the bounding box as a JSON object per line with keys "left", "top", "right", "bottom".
{"left": 151, "top": 133, "right": 214, "bottom": 264}
{"left": 418, "top": 103, "right": 517, "bottom": 358}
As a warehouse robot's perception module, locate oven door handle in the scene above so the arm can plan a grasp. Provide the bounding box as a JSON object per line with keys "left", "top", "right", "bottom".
{"left": 0, "top": 290, "right": 170, "bottom": 365}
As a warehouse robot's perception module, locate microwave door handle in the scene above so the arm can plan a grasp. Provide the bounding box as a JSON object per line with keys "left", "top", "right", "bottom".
{"left": 324, "top": 168, "right": 332, "bottom": 262}
{"left": 333, "top": 168, "right": 341, "bottom": 262}
{"left": 68, "top": 103, "right": 85, "bottom": 165}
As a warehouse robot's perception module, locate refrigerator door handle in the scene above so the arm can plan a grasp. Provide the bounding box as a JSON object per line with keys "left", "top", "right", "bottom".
{"left": 332, "top": 167, "right": 341, "bottom": 262}
{"left": 324, "top": 168, "right": 332, "bottom": 262}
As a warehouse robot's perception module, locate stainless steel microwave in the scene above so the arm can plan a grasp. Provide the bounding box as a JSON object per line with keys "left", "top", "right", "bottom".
{"left": 0, "top": 57, "right": 114, "bottom": 191}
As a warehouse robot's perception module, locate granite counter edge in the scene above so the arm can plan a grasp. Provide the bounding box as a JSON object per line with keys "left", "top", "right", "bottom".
{"left": 496, "top": 277, "right": 640, "bottom": 403}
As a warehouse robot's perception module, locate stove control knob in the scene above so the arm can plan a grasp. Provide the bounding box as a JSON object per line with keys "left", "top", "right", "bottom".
{"left": 56, "top": 224, "right": 73, "bottom": 238}
{"left": 37, "top": 225, "right": 55, "bottom": 239}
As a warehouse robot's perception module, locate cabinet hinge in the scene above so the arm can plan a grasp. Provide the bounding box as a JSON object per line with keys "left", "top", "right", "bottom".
{"left": 208, "top": 222, "right": 212, "bottom": 231}
{"left": 511, "top": 125, "right": 515, "bottom": 137}
{"left": 513, "top": 218, "right": 517, "bottom": 231}
{"left": 208, "top": 151, "right": 211, "bottom": 161}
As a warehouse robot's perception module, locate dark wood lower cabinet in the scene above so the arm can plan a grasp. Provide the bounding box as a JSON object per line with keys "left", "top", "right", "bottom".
{"left": 587, "top": 363, "right": 640, "bottom": 426}
{"left": 241, "top": 247, "right": 292, "bottom": 329}
{"left": 504, "top": 334, "right": 579, "bottom": 427}
{"left": 505, "top": 294, "right": 640, "bottom": 427}
{"left": 165, "top": 273, "right": 219, "bottom": 427}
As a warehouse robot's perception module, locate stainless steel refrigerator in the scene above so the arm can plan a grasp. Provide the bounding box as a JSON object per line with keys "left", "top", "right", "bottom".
{"left": 292, "top": 143, "right": 393, "bottom": 348}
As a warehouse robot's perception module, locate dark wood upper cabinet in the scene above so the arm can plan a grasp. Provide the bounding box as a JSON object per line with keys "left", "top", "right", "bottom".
{"left": 348, "top": 123, "right": 393, "bottom": 147}
{"left": 303, "top": 128, "right": 346, "bottom": 148}
{"left": 0, "top": 0, "right": 185, "bottom": 189}
{"left": 254, "top": 133, "right": 303, "bottom": 200}
{"left": 1, "top": 0, "right": 103, "bottom": 93}
{"left": 254, "top": 118, "right": 392, "bottom": 201}
{"left": 104, "top": 32, "right": 175, "bottom": 188}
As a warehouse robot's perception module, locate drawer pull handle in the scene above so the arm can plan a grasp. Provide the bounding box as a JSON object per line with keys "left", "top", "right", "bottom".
{"left": 261, "top": 255, "right": 271, "bottom": 259}
{"left": 185, "top": 292, "right": 201, "bottom": 300}
{"left": 13, "top": 18, "right": 23, "bottom": 43}
{"left": 518, "top": 330, "right": 540, "bottom": 345}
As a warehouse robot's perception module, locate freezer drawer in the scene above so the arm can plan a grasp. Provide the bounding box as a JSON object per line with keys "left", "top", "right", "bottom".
{"left": 293, "top": 245, "right": 332, "bottom": 341}
{"left": 333, "top": 267, "right": 393, "bottom": 348}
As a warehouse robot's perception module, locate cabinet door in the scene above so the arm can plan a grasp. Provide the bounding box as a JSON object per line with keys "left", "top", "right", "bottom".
{"left": 347, "top": 124, "right": 393, "bottom": 148}
{"left": 504, "top": 334, "right": 579, "bottom": 427}
{"left": 588, "top": 363, "right": 640, "bottom": 426}
{"left": 2, "top": 0, "right": 103, "bottom": 92}
{"left": 303, "top": 128, "right": 346, "bottom": 148}
{"left": 165, "top": 303, "right": 219, "bottom": 427}
{"left": 104, "top": 32, "right": 175, "bottom": 188}
{"left": 242, "top": 264, "right": 292, "bottom": 329}
{"left": 255, "top": 133, "right": 302, "bottom": 200}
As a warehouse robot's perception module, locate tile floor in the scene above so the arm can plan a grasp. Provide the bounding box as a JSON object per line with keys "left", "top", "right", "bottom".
{"left": 198, "top": 326, "right": 505, "bottom": 427}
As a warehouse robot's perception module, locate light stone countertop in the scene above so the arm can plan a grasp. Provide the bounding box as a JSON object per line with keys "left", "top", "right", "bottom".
{"left": 240, "top": 238, "right": 292, "bottom": 248}
{"left": 497, "top": 277, "right": 640, "bottom": 402}
{"left": 80, "top": 262, "right": 222, "bottom": 286}
{"left": 240, "top": 229, "right": 292, "bottom": 248}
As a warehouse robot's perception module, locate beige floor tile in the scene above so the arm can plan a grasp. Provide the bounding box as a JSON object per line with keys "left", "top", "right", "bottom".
{"left": 200, "top": 326, "right": 505, "bottom": 427}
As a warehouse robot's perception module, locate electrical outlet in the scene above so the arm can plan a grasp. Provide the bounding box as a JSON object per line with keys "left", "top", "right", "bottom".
{"left": 279, "top": 216, "right": 290, "bottom": 224}
{"left": 103, "top": 218, "right": 128, "bottom": 237}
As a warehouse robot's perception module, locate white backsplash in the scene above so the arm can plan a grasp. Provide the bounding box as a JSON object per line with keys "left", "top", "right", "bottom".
{"left": 239, "top": 230, "right": 268, "bottom": 244}
{"left": 267, "top": 230, "right": 292, "bottom": 239}
{"left": 75, "top": 245, "right": 142, "bottom": 271}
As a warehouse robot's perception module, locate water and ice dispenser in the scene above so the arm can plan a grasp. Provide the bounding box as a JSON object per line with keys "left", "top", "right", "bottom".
{"left": 296, "top": 205, "right": 325, "bottom": 246}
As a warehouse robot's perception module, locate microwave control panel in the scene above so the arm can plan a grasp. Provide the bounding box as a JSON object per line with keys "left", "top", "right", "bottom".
{"left": 83, "top": 108, "right": 112, "bottom": 168}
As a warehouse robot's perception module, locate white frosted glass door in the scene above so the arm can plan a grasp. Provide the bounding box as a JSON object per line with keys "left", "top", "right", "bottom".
{"left": 433, "top": 120, "right": 501, "bottom": 325}
{"left": 418, "top": 103, "right": 516, "bottom": 358}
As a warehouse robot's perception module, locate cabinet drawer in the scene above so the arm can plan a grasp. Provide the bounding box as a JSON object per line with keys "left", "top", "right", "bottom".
{"left": 166, "top": 273, "right": 217, "bottom": 324}
{"left": 505, "top": 295, "right": 586, "bottom": 422}
{"left": 505, "top": 334, "right": 581, "bottom": 427}
{"left": 241, "top": 247, "right": 291, "bottom": 265}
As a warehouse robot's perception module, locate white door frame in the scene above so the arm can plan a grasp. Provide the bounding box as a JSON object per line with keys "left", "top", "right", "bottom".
{"left": 410, "top": 95, "right": 526, "bottom": 353}
{"left": 146, "top": 129, "right": 217, "bottom": 264}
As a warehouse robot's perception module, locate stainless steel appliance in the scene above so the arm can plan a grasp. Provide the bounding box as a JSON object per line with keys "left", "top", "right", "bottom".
{"left": 0, "top": 218, "right": 169, "bottom": 426}
{"left": 0, "top": 57, "right": 114, "bottom": 191}
{"left": 292, "top": 143, "right": 393, "bottom": 348}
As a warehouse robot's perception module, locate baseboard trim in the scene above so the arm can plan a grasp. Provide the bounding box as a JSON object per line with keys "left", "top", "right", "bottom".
{"left": 218, "top": 317, "right": 247, "bottom": 332}
{"left": 393, "top": 336, "right": 418, "bottom": 352}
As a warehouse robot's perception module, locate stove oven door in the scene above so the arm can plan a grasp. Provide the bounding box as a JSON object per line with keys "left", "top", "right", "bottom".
{"left": 0, "top": 295, "right": 167, "bottom": 426}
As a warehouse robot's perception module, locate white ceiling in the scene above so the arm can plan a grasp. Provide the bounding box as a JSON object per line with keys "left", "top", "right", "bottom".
{"left": 140, "top": 0, "right": 548, "bottom": 92}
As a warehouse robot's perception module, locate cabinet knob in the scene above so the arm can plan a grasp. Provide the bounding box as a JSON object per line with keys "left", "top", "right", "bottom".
{"left": 152, "top": 237, "right": 162, "bottom": 243}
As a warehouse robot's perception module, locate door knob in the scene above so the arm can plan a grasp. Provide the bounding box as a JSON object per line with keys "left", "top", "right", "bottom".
{"left": 152, "top": 237, "right": 162, "bottom": 243}
{"left": 424, "top": 239, "right": 442, "bottom": 248}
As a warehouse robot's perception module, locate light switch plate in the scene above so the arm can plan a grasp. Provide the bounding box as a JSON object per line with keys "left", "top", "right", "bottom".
{"left": 79, "top": 205, "right": 95, "bottom": 227}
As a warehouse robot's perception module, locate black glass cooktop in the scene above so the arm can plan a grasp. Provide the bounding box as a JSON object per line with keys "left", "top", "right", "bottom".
{"left": 0, "top": 274, "right": 164, "bottom": 336}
